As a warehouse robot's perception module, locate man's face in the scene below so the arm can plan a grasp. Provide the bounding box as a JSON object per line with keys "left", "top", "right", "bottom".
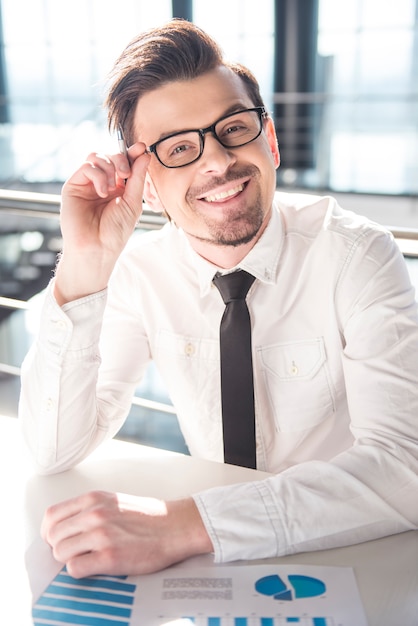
{"left": 134, "top": 65, "right": 280, "bottom": 254}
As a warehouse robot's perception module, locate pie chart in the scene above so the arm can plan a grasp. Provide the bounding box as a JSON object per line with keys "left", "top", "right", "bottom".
{"left": 255, "top": 573, "right": 326, "bottom": 601}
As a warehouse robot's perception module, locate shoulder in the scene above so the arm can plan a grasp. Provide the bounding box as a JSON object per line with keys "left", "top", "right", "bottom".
{"left": 274, "top": 190, "right": 394, "bottom": 250}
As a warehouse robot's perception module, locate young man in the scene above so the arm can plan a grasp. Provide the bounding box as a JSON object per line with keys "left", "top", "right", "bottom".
{"left": 19, "top": 20, "right": 418, "bottom": 578}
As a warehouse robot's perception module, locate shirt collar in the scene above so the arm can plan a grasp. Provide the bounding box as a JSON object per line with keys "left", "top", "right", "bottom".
{"left": 180, "top": 200, "right": 284, "bottom": 297}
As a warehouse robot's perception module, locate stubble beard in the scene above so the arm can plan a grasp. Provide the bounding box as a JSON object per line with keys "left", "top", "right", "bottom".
{"left": 186, "top": 164, "right": 265, "bottom": 247}
{"left": 199, "top": 202, "right": 264, "bottom": 247}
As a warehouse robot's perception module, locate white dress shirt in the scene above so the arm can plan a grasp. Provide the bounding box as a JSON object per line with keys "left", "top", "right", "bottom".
{"left": 19, "top": 192, "right": 418, "bottom": 561}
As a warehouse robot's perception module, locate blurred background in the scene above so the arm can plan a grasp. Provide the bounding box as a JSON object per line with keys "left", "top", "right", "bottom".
{"left": 1, "top": 0, "right": 417, "bottom": 452}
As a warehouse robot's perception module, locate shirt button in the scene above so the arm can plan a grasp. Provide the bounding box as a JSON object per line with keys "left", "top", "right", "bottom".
{"left": 53, "top": 319, "right": 67, "bottom": 329}
{"left": 290, "top": 362, "right": 299, "bottom": 376}
{"left": 184, "top": 342, "right": 195, "bottom": 357}
{"left": 46, "top": 397, "right": 54, "bottom": 411}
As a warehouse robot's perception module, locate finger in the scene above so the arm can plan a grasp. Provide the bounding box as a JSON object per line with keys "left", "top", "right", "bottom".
{"left": 41, "top": 491, "right": 107, "bottom": 542}
{"left": 51, "top": 524, "right": 108, "bottom": 567}
{"left": 42, "top": 496, "right": 80, "bottom": 541}
{"left": 66, "top": 545, "right": 118, "bottom": 579}
{"left": 64, "top": 153, "right": 127, "bottom": 199}
{"left": 66, "top": 551, "right": 103, "bottom": 579}
{"left": 52, "top": 520, "right": 120, "bottom": 578}
{"left": 126, "top": 141, "right": 149, "bottom": 160}
{"left": 111, "top": 152, "right": 131, "bottom": 184}
{"left": 85, "top": 152, "right": 124, "bottom": 190}
{"left": 64, "top": 161, "right": 115, "bottom": 199}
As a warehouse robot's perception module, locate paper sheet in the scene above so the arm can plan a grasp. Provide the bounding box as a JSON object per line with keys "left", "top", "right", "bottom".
{"left": 28, "top": 539, "right": 368, "bottom": 626}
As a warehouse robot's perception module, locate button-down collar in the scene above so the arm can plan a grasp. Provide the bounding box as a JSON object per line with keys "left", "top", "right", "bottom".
{"left": 180, "top": 202, "right": 284, "bottom": 298}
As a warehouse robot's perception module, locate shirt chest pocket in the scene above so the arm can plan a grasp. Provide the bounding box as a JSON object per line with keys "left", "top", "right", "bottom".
{"left": 257, "top": 337, "right": 335, "bottom": 432}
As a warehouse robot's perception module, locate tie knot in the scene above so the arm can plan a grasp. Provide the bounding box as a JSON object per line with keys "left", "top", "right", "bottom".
{"left": 213, "top": 270, "right": 255, "bottom": 304}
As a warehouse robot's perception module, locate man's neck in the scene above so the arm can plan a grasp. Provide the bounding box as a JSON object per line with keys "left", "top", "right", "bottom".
{"left": 187, "top": 237, "right": 255, "bottom": 269}
{"left": 186, "top": 209, "right": 272, "bottom": 270}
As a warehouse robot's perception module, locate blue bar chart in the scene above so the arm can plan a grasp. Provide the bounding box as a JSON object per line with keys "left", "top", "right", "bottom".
{"left": 32, "top": 566, "right": 137, "bottom": 626}
{"left": 180, "top": 618, "right": 334, "bottom": 625}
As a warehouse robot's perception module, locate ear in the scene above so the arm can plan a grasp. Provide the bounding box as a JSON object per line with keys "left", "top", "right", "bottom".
{"left": 265, "top": 116, "right": 280, "bottom": 169}
{"left": 143, "top": 172, "right": 165, "bottom": 213}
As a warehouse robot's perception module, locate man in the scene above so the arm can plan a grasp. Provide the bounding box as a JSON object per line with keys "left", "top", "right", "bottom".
{"left": 19, "top": 19, "right": 418, "bottom": 578}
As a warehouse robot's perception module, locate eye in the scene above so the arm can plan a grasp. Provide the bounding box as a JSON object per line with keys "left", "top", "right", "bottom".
{"left": 229, "top": 124, "right": 247, "bottom": 135}
{"left": 170, "top": 143, "right": 194, "bottom": 156}
{"left": 221, "top": 121, "right": 248, "bottom": 137}
{"left": 158, "top": 133, "right": 200, "bottom": 165}
{"left": 217, "top": 115, "right": 254, "bottom": 143}
{"left": 166, "top": 141, "right": 199, "bottom": 165}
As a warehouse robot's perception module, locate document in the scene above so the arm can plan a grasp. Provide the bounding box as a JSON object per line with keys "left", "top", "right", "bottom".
{"left": 28, "top": 538, "right": 368, "bottom": 626}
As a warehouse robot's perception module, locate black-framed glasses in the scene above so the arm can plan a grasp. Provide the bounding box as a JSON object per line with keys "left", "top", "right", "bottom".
{"left": 147, "top": 106, "right": 267, "bottom": 169}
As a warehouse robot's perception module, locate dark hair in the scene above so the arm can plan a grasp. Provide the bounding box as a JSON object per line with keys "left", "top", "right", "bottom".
{"left": 105, "top": 19, "right": 265, "bottom": 146}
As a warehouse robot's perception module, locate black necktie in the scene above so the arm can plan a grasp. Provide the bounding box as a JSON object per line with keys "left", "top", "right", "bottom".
{"left": 213, "top": 270, "right": 256, "bottom": 468}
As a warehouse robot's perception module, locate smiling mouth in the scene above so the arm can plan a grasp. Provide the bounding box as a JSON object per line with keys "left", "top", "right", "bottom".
{"left": 201, "top": 183, "right": 245, "bottom": 203}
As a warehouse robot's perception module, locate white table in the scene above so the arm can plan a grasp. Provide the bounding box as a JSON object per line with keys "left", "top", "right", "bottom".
{"left": 1, "top": 415, "right": 417, "bottom": 625}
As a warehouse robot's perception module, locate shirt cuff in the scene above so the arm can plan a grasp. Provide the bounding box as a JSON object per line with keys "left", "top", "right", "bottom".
{"left": 193, "top": 479, "right": 282, "bottom": 563}
{"left": 39, "top": 279, "right": 108, "bottom": 357}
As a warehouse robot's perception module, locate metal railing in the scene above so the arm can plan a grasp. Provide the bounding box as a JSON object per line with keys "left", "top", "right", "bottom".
{"left": 0, "top": 188, "right": 172, "bottom": 415}
{"left": 0, "top": 188, "right": 166, "bottom": 229}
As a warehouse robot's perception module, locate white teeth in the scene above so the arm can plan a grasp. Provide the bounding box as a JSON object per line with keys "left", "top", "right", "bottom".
{"left": 204, "top": 184, "right": 244, "bottom": 202}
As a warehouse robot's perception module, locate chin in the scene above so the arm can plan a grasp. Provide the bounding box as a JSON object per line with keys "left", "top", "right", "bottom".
{"left": 218, "top": 232, "right": 259, "bottom": 247}
{"left": 211, "top": 221, "right": 261, "bottom": 247}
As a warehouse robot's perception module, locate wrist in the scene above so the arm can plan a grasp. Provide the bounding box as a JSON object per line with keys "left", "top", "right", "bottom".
{"left": 165, "top": 498, "right": 213, "bottom": 562}
{"left": 54, "top": 252, "right": 114, "bottom": 305}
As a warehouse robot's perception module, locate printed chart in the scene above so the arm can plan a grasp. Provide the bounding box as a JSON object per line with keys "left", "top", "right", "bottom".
{"left": 255, "top": 574, "right": 326, "bottom": 601}
{"left": 32, "top": 564, "right": 368, "bottom": 626}
{"left": 177, "top": 618, "right": 335, "bottom": 625}
{"left": 32, "top": 566, "right": 136, "bottom": 626}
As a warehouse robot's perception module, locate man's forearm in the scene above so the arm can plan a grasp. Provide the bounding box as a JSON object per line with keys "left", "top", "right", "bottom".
{"left": 19, "top": 283, "right": 108, "bottom": 473}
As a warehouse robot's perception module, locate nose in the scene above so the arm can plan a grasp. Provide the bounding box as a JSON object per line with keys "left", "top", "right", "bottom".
{"left": 198, "top": 132, "right": 237, "bottom": 174}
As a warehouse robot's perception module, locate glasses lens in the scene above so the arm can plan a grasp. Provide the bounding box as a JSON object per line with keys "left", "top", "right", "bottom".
{"left": 153, "top": 109, "right": 263, "bottom": 168}
{"left": 156, "top": 131, "right": 201, "bottom": 168}
{"left": 215, "top": 110, "right": 262, "bottom": 148}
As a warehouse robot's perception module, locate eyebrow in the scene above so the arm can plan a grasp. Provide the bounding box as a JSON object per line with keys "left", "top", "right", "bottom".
{"left": 152, "top": 102, "right": 252, "bottom": 143}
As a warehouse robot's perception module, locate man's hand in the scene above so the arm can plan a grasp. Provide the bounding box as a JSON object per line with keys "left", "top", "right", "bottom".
{"left": 41, "top": 491, "right": 213, "bottom": 578}
{"left": 54, "top": 144, "right": 151, "bottom": 305}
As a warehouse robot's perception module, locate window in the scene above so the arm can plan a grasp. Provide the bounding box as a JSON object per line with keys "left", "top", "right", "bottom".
{"left": 315, "top": 0, "right": 418, "bottom": 194}
{"left": 0, "top": 0, "right": 416, "bottom": 197}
